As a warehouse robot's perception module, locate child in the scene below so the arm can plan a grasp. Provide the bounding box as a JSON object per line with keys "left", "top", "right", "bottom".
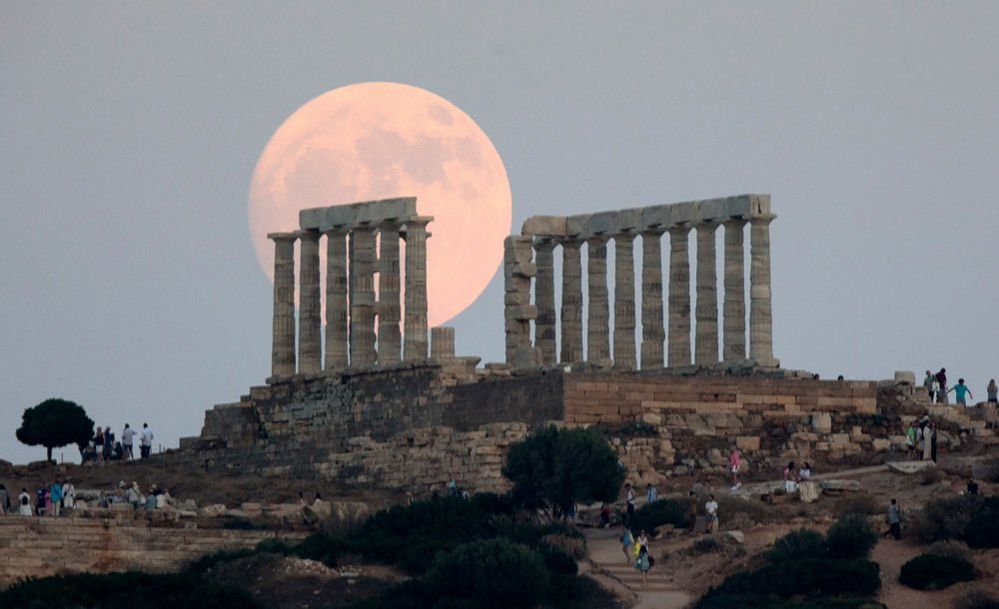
{"left": 948, "top": 379, "right": 974, "bottom": 406}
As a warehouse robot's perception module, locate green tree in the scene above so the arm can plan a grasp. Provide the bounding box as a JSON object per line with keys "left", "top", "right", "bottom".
{"left": 15, "top": 398, "right": 94, "bottom": 462}
{"left": 502, "top": 425, "right": 624, "bottom": 518}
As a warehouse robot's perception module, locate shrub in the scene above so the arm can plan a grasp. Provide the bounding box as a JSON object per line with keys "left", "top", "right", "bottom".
{"left": 920, "top": 467, "right": 945, "bottom": 485}
{"left": 421, "top": 539, "right": 550, "bottom": 609}
{"left": 715, "top": 495, "right": 775, "bottom": 525}
{"left": 965, "top": 496, "right": 999, "bottom": 549}
{"left": 911, "top": 496, "right": 976, "bottom": 543}
{"left": 899, "top": 554, "right": 976, "bottom": 590}
{"left": 292, "top": 532, "right": 342, "bottom": 567}
{"left": 826, "top": 513, "right": 877, "bottom": 559}
{"left": 955, "top": 589, "right": 999, "bottom": 609}
{"left": 927, "top": 540, "right": 971, "bottom": 562}
{"left": 833, "top": 494, "right": 881, "bottom": 518}
{"left": 690, "top": 537, "right": 725, "bottom": 554}
{"left": 186, "top": 549, "right": 257, "bottom": 574}
{"left": 541, "top": 533, "right": 587, "bottom": 561}
{"left": 696, "top": 596, "right": 884, "bottom": 609}
{"left": 770, "top": 529, "right": 827, "bottom": 562}
{"left": 629, "top": 498, "right": 687, "bottom": 533}
{"left": 712, "top": 558, "right": 880, "bottom": 598}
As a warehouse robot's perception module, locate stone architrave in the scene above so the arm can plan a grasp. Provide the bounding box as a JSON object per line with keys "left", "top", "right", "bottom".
{"left": 560, "top": 239, "right": 584, "bottom": 364}
{"left": 533, "top": 239, "right": 557, "bottom": 366}
{"left": 694, "top": 221, "right": 719, "bottom": 365}
{"left": 749, "top": 214, "right": 778, "bottom": 366}
{"left": 297, "top": 229, "right": 322, "bottom": 374}
{"left": 349, "top": 225, "right": 377, "bottom": 367}
{"left": 722, "top": 219, "right": 747, "bottom": 362}
{"left": 640, "top": 230, "right": 665, "bottom": 369}
{"left": 268, "top": 232, "right": 297, "bottom": 379}
{"left": 586, "top": 236, "right": 610, "bottom": 365}
{"left": 667, "top": 225, "right": 692, "bottom": 367}
{"left": 324, "top": 228, "right": 348, "bottom": 369}
{"left": 613, "top": 232, "right": 637, "bottom": 369}
{"left": 403, "top": 216, "right": 432, "bottom": 361}
{"left": 378, "top": 222, "right": 402, "bottom": 365}
{"left": 504, "top": 236, "right": 538, "bottom": 367}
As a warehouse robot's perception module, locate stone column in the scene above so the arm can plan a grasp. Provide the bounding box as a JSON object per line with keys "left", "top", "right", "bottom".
{"left": 297, "top": 229, "right": 322, "bottom": 374}
{"left": 749, "top": 214, "right": 778, "bottom": 366}
{"left": 268, "top": 232, "right": 297, "bottom": 379}
{"left": 403, "top": 216, "right": 432, "bottom": 361}
{"left": 640, "top": 230, "right": 665, "bottom": 369}
{"left": 667, "top": 225, "right": 692, "bottom": 367}
{"left": 533, "top": 239, "right": 557, "bottom": 366}
{"left": 722, "top": 219, "right": 747, "bottom": 362}
{"left": 694, "top": 221, "right": 719, "bottom": 365}
{"left": 560, "top": 239, "right": 583, "bottom": 364}
{"left": 586, "top": 236, "right": 610, "bottom": 365}
{"left": 504, "top": 235, "right": 538, "bottom": 367}
{"left": 378, "top": 221, "right": 402, "bottom": 365}
{"left": 349, "top": 225, "right": 377, "bottom": 367}
{"left": 613, "top": 232, "right": 637, "bottom": 369}
{"left": 324, "top": 227, "right": 349, "bottom": 369}
{"left": 431, "top": 326, "right": 456, "bottom": 360}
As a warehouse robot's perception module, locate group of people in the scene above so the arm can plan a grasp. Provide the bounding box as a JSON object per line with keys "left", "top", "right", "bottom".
{"left": 922, "top": 369, "right": 995, "bottom": 406}
{"left": 782, "top": 461, "right": 812, "bottom": 494}
{"left": 904, "top": 416, "right": 939, "bottom": 461}
{"left": 620, "top": 527, "right": 653, "bottom": 587}
{"left": 81, "top": 423, "right": 154, "bottom": 464}
{"left": 0, "top": 481, "right": 75, "bottom": 517}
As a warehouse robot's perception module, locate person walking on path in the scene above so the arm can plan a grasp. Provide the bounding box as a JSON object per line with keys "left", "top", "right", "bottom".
{"left": 705, "top": 494, "right": 719, "bottom": 534}
{"left": 923, "top": 370, "right": 936, "bottom": 401}
{"left": 121, "top": 424, "right": 136, "bottom": 460}
{"left": 688, "top": 490, "right": 698, "bottom": 533}
{"left": 140, "top": 423, "right": 154, "bottom": 459}
{"left": 634, "top": 530, "right": 652, "bottom": 589}
{"left": 922, "top": 423, "right": 933, "bottom": 461}
{"left": 49, "top": 481, "right": 62, "bottom": 517}
{"left": 94, "top": 427, "right": 104, "bottom": 465}
{"left": 621, "top": 526, "right": 634, "bottom": 564}
{"left": 905, "top": 422, "right": 917, "bottom": 460}
{"left": 645, "top": 483, "right": 657, "bottom": 505}
{"left": 18, "top": 489, "right": 32, "bottom": 517}
{"left": 886, "top": 499, "right": 902, "bottom": 540}
{"left": 625, "top": 483, "right": 636, "bottom": 525}
{"left": 729, "top": 447, "right": 742, "bottom": 490}
{"left": 930, "top": 422, "right": 939, "bottom": 462}
{"left": 936, "top": 368, "right": 949, "bottom": 404}
{"left": 948, "top": 378, "right": 974, "bottom": 406}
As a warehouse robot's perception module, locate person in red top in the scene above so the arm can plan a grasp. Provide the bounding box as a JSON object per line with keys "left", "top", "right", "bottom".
{"left": 729, "top": 447, "right": 742, "bottom": 490}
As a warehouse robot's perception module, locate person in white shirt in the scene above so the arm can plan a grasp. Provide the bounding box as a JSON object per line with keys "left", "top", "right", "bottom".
{"left": 121, "top": 424, "right": 136, "bottom": 460}
{"left": 140, "top": 423, "right": 154, "bottom": 459}
{"left": 705, "top": 494, "right": 719, "bottom": 533}
{"left": 18, "top": 489, "right": 33, "bottom": 517}
{"left": 62, "top": 480, "right": 75, "bottom": 510}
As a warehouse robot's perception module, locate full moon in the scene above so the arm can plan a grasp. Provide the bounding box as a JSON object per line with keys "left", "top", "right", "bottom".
{"left": 248, "top": 82, "right": 512, "bottom": 327}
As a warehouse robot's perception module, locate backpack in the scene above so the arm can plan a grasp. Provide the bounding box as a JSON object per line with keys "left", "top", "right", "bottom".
{"left": 20, "top": 494, "right": 29, "bottom": 506}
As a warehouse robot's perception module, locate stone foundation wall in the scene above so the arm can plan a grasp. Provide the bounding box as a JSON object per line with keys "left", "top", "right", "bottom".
{"left": 0, "top": 517, "right": 300, "bottom": 589}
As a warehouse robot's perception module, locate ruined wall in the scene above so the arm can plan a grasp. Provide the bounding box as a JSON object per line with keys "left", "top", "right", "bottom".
{"left": 0, "top": 517, "right": 300, "bottom": 588}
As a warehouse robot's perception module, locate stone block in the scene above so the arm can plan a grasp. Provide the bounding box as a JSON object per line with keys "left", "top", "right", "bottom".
{"left": 894, "top": 370, "right": 916, "bottom": 385}
{"left": 735, "top": 436, "right": 760, "bottom": 452}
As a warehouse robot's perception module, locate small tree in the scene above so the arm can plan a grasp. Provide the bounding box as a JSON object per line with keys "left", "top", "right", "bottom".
{"left": 503, "top": 425, "right": 624, "bottom": 518}
{"left": 16, "top": 398, "right": 94, "bottom": 462}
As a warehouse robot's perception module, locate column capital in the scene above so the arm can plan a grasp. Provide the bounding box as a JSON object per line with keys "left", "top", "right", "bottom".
{"left": 533, "top": 237, "right": 558, "bottom": 251}
{"left": 614, "top": 230, "right": 637, "bottom": 241}
{"left": 296, "top": 228, "right": 321, "bottom": 240}
{"left": 640, "top": 228, "right": 665, "bottom": 238}
{"left": 584, "top": 234, "right": 609, "bottom": 246}
{"left": 695, "top": 219, "right": 721, "bottom": 231}
{"left": 267, "top": 231, "right": 298, "bottom": 242}
{"left": 750, "top": 213, "right": 777, "bottom": 225}
{"left": 667, "top": 224, "right": 691, "bottom": 237}
{"left": 722, "top": 217, "right": 748, "bottom": 229}
{"left": 321, "top": 225, "right": 349, "bottom": 236}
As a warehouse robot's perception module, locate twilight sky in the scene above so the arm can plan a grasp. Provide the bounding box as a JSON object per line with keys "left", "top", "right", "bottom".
{"left": 2, "top": 2, "right": 997, "bottom": 464}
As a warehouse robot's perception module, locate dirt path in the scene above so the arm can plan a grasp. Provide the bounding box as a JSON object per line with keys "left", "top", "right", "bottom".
{"left": 584, "top": 527, "right": 692, "bottom": 609}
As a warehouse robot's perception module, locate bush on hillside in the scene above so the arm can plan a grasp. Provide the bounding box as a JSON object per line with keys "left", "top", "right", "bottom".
{"left": 825, "top": 513, "right": 877, "bottom": 559}
{"left": 833, "top": 494, "right": 881, "bottom": 518}
{"left": 899, "top": 554, "right": 976, "bottom": 590}
{"left": 955, "top": 589, "right": 999, "bottom": 609}
{"left": 711, "top": 558, "right": 880, "bottom": 598}
{"left": 696, "top": 596, "right": 886, "bottom": 609}
{"left": 927, "top": 540, "right": 972, "bottom": 562}
{"left": 911, "top": 496, "right": 976, "bottom": 543}
{"left": 715, "top": 495, "right": 775, "bottom": 525}
{"left": 629, "top": 498, "right": 687, "bottom": 533}
{"left": 421, "top": 539, "right": 550, "bottom": 609}
{"left": 769, "top": 529, "right": 827, "bottom": 562}
{"left": 965, "top": 496, "right": 999, "bottom": 549}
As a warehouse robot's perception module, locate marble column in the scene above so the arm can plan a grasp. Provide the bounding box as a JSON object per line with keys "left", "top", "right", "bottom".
{"left": 504, "top": 235, "right": 538, "bottom": 367}
{"left": 349, "top": 225, "right": 377, "bottom": 367}
{"left": 297, "top": 229, "right": 322, "bottom": 374}
{"left": 586, "top": 236, "right": 610, "bottom": 365}
{"left": 640, "top": 230, "right": 665, "bottom": 369}
{"left": 560, "top": 239, "right": 583, "bottom": 364}
{"left": 722, "top": 219, "right": 747, "bottom": 362}
{"left": 694, "top": 221, "right": 719, "bottom": 365}
{"left": 403, "top": 216, "right": 432, "bottom": 361}
{"left": 749, "top": 214, "right": 778, "bottom": 366}
{"left": 431, "top": 326, "right": 456, "bottom": 361}
{"left": 613, "top": 232, "right": 636, "bottom": 369}
{"left": 534, "top": 239, "right": 557, "bottom": 366}
{"left": 378, "top": 221, "right": 402, "bottom": 365}
{"left": 324, "top": 227, "right": 349, "bottom": 369}
{"left": 268, "top": 232, "right": 297, "bottom": 379}
{"left": 667, "top": 225, "right": 692, "bottom": 367}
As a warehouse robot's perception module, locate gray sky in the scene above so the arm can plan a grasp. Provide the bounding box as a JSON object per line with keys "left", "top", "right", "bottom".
{"left": 2, "top": 2, "right": 997, "bottom": 464}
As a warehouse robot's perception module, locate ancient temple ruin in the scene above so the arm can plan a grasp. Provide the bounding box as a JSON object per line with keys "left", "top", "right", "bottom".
{"left": 504, "top": 194, "right": 778, "bottom": 371}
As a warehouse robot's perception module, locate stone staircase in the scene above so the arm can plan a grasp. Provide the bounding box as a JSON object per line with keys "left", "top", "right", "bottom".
{"left": 597, "top": 559, "right": 678, "bottom": 593}
{"left": 583, "top": 527, "right": 693, "bottom": 608}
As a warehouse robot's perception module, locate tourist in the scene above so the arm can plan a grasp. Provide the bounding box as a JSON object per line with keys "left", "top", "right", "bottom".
{"left": 0, "top": 484, "right": 9, "bottom": 515}
{"left": 140, "top": 423, "right": 154, "bottom": 459}
{"left": 930, "top": 422, "right": 939, "bottom": 462}
{"left": 35, "top": 486, "right": 46, "bottom": 516}
{"left": 62, "top": 480, "right": 75, "bottom": 511}
{"left": 798, "top": 462, "right": 812, "bottom": 481}
{"left": 783, "top": 462, "right": 798, "bottom": 494}
{"left": 600, "top": 504, "right": 611, "bottom": 528}
{"left": 688, "top": 490, "right": 698, "bottom": 533}
{"left": 102, "top": 425, "right": 115, "bottom": 463}
{"left": 886, "top": 498, "right": 902, "bottom": 540}
{"left": 935, "top": 368, "right": 948, "bottom": 404}
{"left": 904, "top": 422, "right": 917, "bottom": 460}
{"left": 923, "top": 370, "right": 936, "bottom": 401}
{"left": 18, "top": 488, "right": 32, "bottom": 517}
{"left": 922, "top": 423, "right": 933, "bottom": 461}
{"left": 635, "top": 530, "right": 652, "bottom": 588}
{"left": 729, "top": 447, "right": 742, "bottom": 491}
{"left": 447, "top": 479, "right": 458, "bottom": 497}
{"left": 621, "top": 526, "right": 634, "bottom": 564}
{"left": 705, "top": 494, "right": 719, "bottom": 533}
{"left": 837, "top": 375, "right": 844, "bottom": 381}
{"left": 50, "top": 481, "right": 62, "bottom": 517}
{"left": 125, "top": 482, "right": 141, "bottom": 508}
{"left": 94, "top": 427, "right": 105, "bottom": 464}
{"left": 625, "top": 483, "right": 636, "bottom": 525}
{"left": 646, "top": 483, "right": 657, "bottom": 504}
{"left": 967, "top": 477, "right": 979, "bottom": 497}
{"left": 988, "top": 379, "right": 998, "bottom": 403}
{"left": 948, "top": 378, "right": 974, "bottom": 406}
{"left": 298, "top": 491, "right": 307, "bottom": 507}
{"left": 145, "top": 487, "right": 157, "bottom": 510}
{"left": 122, "top": 424, "right": 136, "bottom": 460}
